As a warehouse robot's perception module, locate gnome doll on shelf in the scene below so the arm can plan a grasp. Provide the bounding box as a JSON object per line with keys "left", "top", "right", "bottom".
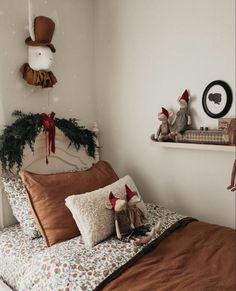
{"left": 171, "top": 89, "right": 191, "bottom": 134}
{"left": 20, "top": 0, "right": 57, "bottom": 88}
{"left": 151, "top": 107, "right": 175, "bottom": 142}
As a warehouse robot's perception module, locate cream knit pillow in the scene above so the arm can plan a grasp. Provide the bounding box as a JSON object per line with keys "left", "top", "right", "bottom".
{"left": 65, "top": 175, "right": 147, "bottom": 247}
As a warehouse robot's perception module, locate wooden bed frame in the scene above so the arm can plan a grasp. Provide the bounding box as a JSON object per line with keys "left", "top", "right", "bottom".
{"left": 0, "top": 123, "right": 99, "bottom": 291}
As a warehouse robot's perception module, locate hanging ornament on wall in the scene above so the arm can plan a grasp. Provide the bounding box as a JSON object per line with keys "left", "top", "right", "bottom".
{"left": 20, "top": 0, "right": 57, "bottom": 88}
{"left": 0, "top": 111, "right": 97, "bottom": 173}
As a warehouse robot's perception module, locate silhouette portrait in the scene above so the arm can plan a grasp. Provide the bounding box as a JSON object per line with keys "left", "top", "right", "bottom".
{"left": 208, "top": 93, "right": 222, "bottom": 105}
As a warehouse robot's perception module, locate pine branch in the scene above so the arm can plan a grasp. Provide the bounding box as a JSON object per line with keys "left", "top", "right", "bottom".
{"left": 55, "top": 118, "right": 97, "bottom": 158}
{"left": 0, "top": 111, "right": 97, "bottom": 173}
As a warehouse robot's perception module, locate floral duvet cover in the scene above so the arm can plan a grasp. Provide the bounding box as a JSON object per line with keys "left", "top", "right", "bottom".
{"left": 0, "top": 204, "right": 187, "bottom": 291}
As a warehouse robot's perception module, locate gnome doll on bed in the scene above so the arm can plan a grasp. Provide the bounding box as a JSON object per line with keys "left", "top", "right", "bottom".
{"left": 126, "top": 184, "right": 146, "bottom": 229}
{"left": 106, "top": 184, "right": 152, "bottom": 242}
{"left": 125, "top": 184, "right": 161, "bottom": 246}
{"left": 107, "top": 192, "right": 131, "bottom": 240}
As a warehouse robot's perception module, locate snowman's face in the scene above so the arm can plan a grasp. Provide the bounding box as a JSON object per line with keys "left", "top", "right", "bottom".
{"left": 28, "top": 46, "right": 53, "bottom": 71}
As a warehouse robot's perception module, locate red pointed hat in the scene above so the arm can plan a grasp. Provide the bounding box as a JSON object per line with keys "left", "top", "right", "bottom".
{"left": 180, "top": 89, "right": 189, "bottom": 103}
{"left": 109, "top": 192, "right": 118, "bottom": 208}
{"left": 125, "top": 184, "right": 137, "bottom": 201}
{"left": 161, "top": 107, "right": 169, "bottom": 118}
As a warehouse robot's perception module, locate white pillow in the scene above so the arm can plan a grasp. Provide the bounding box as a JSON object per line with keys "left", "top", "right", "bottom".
{"left": 65, "top": 175, "right": 147, "bottom": 247}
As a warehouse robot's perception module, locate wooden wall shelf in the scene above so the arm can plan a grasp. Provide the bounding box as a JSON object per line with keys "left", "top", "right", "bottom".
{"left": 155, "top": 142, "right": 235, "bottom": 152}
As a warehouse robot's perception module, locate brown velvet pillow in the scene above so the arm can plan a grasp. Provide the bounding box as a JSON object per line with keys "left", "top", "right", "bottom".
{"left": 19, "top": 161, "right": 118, "bottom": 246}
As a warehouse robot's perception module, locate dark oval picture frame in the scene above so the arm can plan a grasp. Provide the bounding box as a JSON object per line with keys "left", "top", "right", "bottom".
{"left": 202, "top": 80, "right": 233, "bottom": 119}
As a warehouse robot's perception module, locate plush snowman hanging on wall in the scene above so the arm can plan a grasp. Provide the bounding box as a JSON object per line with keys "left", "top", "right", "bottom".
{"left": 20, "top": 0, "right": 57, "bottom": 88}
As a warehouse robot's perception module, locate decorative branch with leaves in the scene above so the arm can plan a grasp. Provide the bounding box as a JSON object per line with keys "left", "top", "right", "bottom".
{"left": 0, "top": 111, "right": 97, "bottom": 173}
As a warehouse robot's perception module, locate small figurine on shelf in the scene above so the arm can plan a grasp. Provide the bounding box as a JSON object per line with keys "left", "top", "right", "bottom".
{"left": 151, "top": 107, "right": 175, "bottom": 142}
{"left": 171, "top": 89, "right": 191, "bottom": 135}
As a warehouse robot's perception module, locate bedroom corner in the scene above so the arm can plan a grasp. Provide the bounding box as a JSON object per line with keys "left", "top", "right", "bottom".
{"left": 0, "top": 1, "right": 235, "bottom": 290}
{"left": 94, "top": 0, "right": 236, "bottom": 228}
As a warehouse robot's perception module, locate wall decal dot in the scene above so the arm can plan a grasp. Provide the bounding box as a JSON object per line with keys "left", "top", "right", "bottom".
{"left": 16, "top": 82, "right": 23, "bottom": 88}
{"left": 53, "top": 97, "right": 59, "bottom": 102}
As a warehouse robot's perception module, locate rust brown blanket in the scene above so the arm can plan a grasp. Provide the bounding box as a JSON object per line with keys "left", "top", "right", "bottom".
{"left": 102, "top": 221, "right": 236, "bottom": 291}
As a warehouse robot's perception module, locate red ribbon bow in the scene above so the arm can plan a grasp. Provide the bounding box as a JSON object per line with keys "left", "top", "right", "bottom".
{"left": 40, "top": 112, "right": 56, "bottom": 164}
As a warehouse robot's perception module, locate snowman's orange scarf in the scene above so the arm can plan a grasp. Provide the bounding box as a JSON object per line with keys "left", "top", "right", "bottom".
{"left": 20, "top": 63, "right": 57, "bottom": 88}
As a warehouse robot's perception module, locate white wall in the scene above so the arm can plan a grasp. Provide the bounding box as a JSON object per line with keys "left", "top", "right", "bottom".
{"left": 0, "top": 0, "right": 95, "bottom": 226}
{"left": 0, "top": 0, "right": 235, "bottom": 229}
{"left": 0, "top": 0, "right": 95, "bottom": 126}
{"left": 94, "top": 0, "right": 236, "bottom": 228}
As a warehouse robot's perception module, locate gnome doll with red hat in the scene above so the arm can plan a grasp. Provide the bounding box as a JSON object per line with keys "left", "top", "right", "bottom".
{"left": 106, "top": 185, "right": 161, "bottom": 244}
{"left": 106, "top": 185, "right": 146, "bottom": 240}
{"left": 171, "top": 89, "right": 191, "bottom": 134}
{"left": 106, "top": 192, "right": 132, "bottom": 240}
{"left": 126, "top": 184, "right": 146, "bottom": 229}
{"left": 126, "top": 184, "right": 162, "bottom": 247}
{"left": 151, "top": 107, "right": 175, "bottom": 142}
{"left": 20, "top": 0, "right": 57, "bottom": 88}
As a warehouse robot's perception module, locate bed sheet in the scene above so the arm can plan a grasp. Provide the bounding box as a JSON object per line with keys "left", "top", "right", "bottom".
{"left": 0, "top": 203, "right": 187, "bottom": 291}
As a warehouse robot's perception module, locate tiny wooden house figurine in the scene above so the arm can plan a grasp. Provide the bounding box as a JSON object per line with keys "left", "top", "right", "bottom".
{"left": 20, "top": 0, "right": 57, "bottom": 88}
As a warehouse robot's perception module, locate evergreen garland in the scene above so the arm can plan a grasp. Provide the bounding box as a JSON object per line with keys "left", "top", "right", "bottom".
{"left": 55, "top": 118, "right": 96, "bottom": 158}
{"left": 0, "top": 110, "right": 97, "bottom": 173}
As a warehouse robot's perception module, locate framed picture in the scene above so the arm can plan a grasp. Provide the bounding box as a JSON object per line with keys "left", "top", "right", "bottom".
{"left": 202, "top": 80, "right": 233, "bottom": 119}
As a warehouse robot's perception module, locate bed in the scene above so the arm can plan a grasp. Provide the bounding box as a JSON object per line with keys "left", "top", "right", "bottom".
{"left": 1, "top": 213, "right": 235, "bottom": 291}
{"left": 0, "top": 127, "right": 235, "bottom": 291}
